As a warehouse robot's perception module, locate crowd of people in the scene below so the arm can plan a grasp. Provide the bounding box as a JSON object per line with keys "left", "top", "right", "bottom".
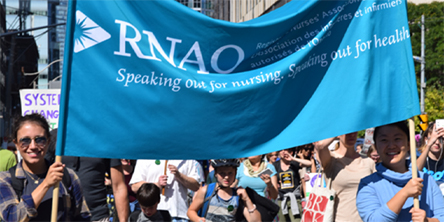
{"left": 0, "top": 113, "right": 444, "bottom": 222}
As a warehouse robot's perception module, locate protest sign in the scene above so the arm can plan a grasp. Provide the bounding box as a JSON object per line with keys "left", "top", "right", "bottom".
{"left": 362, "top": 128, "right": 375, "bottom": 154}
{"left": 57, "top": 0, "right": 420, "bottom": 159}
{"left": 20, "top": 89, "right": 61, "bottom": 130}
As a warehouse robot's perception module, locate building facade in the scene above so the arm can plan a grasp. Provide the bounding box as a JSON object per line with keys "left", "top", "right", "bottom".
{"left": 229, "top": 0, "right": 289, "bottom": 22}
{"left": 1, "top": 1, "right": 39, "bottom": 139}
{"left": 229, "top": 0, "right": 443, "bottom": 23}
{"left": 177, "top": 0, "right": 230, "bottom": 21}
{"left": 47, "top": 0, "right": 66, "bottom": 83}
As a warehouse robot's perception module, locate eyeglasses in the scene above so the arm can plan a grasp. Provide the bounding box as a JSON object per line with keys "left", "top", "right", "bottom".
{"left": 18, "top": 136, "right": 47, "bottom": 147}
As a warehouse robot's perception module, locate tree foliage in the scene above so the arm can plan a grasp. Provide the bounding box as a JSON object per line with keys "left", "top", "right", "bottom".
{"left": 408, "top": 2, "right": 444, "bottom": 86}
{"left": 408, "top": 2, "right": 444, "bottom": 131}
{"left": 424, "top": 84, "right": 444, "bottom": 120}
{"left": 414, "top": 83, "right": 444, "bottom": 132}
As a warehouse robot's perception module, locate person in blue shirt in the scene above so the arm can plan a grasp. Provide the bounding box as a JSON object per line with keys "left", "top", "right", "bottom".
{"left": 235, "top": 155, "right": 278, "bottom": 199}
{"left": 356, "top": 121, "right": 444, "bottom": 222}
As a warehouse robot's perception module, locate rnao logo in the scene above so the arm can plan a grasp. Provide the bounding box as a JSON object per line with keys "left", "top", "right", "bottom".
{"left": 74, "top": 11, "right": 111, "bottom": 53}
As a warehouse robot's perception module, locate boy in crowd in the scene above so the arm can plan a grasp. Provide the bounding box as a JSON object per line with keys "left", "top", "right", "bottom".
{"left": 129, "top": 183, "right": 171, "bottom": 222}
{"left": 187, "top": 159, "right": 261, "bottom": 222}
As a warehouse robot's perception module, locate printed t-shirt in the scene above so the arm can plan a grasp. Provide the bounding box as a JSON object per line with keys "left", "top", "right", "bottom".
{"left": 206, "top": 191, "right": 239, "bottom": 222}
{"left": 422, "top": 157, "right": 444, "bottom": 195}
{"left": 273, "top": 160, "right": 301, "bottom": 199}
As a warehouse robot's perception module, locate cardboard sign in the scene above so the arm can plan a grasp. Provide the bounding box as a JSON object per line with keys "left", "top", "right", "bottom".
{"left": 20, "top": 89, "right": 61, "bottom": 130}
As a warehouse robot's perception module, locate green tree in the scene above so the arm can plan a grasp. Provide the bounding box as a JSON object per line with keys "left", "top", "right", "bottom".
{"left": 407, "top": 2, "right": 444, "bottom": 86}
{"left": 414, "top": 84, "right": 444, "bottom": 132}
{"left": 408, "top": 2, "right": 444, "bottom": 132}
{"left": 424, "top": 85, "right": 444, "bottom": 120}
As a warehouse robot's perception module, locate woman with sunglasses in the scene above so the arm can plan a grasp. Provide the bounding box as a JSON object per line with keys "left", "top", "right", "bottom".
{"left": 0, "top": 113, "right": 90, "bottom": 221}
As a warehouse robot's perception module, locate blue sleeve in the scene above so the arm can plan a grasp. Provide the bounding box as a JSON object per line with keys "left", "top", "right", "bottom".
{"left": 21, "top": 194, "right": 35, "bottom": 209}
{"left": 0, "top": 173, "right": 37, "bottom": 222}
{"left": 236, "top": 163, "right": 243, "bottom": 180}
{"left": 356, "top": 177, "right": 398, "bottom": 222}
{"left": 267, "top": 163, "right": 277, "bottom": 177}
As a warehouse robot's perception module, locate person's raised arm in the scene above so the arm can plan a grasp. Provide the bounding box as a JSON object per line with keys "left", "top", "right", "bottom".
{"left": 32, "top": 162, "right": 64, "bottom": 208}
{"left": 417, "top": 145, "right": 430, "bottom": 171}
{"left": 310, "top": 157, "right": 317, "bottom": 173}
{"left": 281, "top": 150, "right": 312, "bottom": 168}
{"left": 259, "top": 174, "right": 279, "bottom": 199}
{"left": 417, "top": 126, "right": 444, "bottom": 170}
{"left": 110, "top": 165, "right": 129, "bottom": 222}
{"left": 313, "top": 137, "right": 336, "bottom": 169}
{"left": 292, "top": 156, "right": 312, "bottom": 168}
{"left": 130, "top": 181, "right": 143, "bottom": 194}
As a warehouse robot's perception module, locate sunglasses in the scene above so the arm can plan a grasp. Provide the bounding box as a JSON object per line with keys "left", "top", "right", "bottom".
{"left": 19, "top": 136, "right": 48, "bottom": 147}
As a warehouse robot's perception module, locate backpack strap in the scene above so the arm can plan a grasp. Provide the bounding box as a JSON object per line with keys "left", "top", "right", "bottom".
{"left": 61, "top": 167, "right": 72, "bottom": 191}
{"left": 198, "top": 182, "right": 217, "bottom": 218}
{"left": 8, "top": 165, "right": 24, "bottom": 201}
{"left": 60, "top": 167, "right": 79, "bottom": 220}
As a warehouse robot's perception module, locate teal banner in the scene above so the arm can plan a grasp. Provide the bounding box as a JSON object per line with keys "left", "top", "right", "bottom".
{"left": 57, "top": 0, "right": 419, "bottom": 159}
